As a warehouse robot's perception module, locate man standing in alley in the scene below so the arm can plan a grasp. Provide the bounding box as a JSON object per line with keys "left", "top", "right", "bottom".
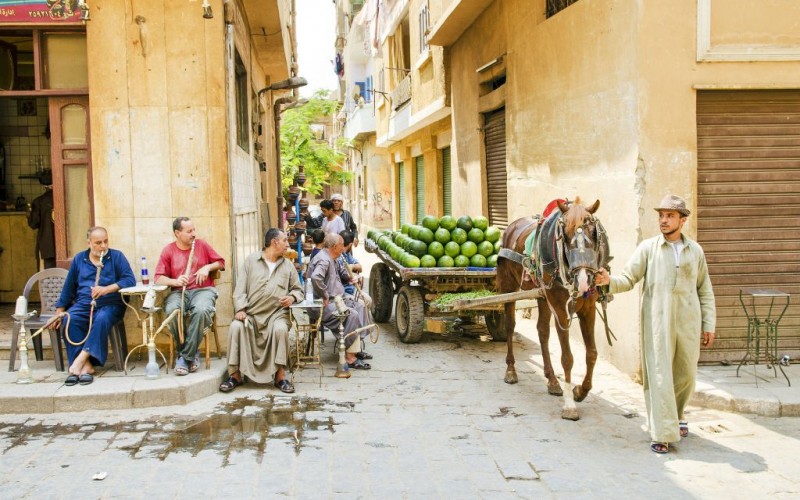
{"left": 156, "top": 217, "right": 225, "bottom": 376}
{"left": 596, "top": 194, "right": 716, "bottom": 455}
{"left": 219, "top": 228, "right": 304, "bottom": 394}
{"left": 27, "top": 170, "right": 55, "bottom": 269}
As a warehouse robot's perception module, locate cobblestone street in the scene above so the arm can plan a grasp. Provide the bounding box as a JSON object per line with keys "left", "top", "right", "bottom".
{"left": 2, "top": 308, "right": 799, "bottom": 498}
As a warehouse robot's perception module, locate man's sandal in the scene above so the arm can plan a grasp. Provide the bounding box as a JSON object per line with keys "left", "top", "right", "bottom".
{"left": 219, "top": 375, "right": 242, "bottom": 393}
{"left": 650, "top": 442, "right": 669, "bottom": 454}
{"left": 679, "top": 421, "right": 689, "bottom": 438}
{"left": 175, "top": 357, "right": 189, "bottom": 376}
{"left": 189, "top": 353, "right": 200, "bottom": 373}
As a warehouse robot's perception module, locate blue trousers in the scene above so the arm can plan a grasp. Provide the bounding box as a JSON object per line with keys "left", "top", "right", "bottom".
{"left": 62, "top": 301, "right": 125, "bottom": 367}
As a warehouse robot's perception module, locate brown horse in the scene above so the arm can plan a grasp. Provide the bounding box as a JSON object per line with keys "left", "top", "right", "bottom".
{"left": 496, "top": 199, "right": 610, "bottom": 420}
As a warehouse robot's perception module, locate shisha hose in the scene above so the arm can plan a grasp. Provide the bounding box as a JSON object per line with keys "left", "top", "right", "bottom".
{"left": 342, "top": 264, "right": 380, "bottom": 344}
{"left": 177, "top": 239, "right": 196, "bottom": 344}
{"left": 67, "top": 250, "right": 104, "bottom": 346}
{"left": 28, "top": 312, "right": 72, "bottom": 343}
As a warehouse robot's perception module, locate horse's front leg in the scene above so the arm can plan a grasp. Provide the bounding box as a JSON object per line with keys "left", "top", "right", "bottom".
{"left": 503, "top": 302, "right": 518, "bottom": 384}
{"left": 537, "top": 298, "right": 561, "bottom": 396}
{"left": 553, "top": 303, "right": 579, "bottom": 421}
{"left": 573, "top": 300, "right": 598, "bottom": 403}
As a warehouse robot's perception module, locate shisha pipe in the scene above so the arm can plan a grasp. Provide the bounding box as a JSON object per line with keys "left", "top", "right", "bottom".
{"left": 342, "top": 262, "right": 379, "bottom": 344}
{"left": 177, "top": 239, "right": 196, "bottom": 344}
{"left": 66, "top": 250, "right": 103, "bottom": 346}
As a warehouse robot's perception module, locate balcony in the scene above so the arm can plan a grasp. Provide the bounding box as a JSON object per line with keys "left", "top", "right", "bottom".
{"left": 343, "top": 104, "right": 377, "bottom": 142}
{"left": 390, "top": 73, "right": 412, "bottom": 110}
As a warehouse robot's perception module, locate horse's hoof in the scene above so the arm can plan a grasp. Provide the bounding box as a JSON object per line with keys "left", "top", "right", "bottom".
{"left": 548, "top": 382, "right": 563, "bottom": 396}
{"left": 504, "top": 370, "right": 518, "bottom": 384}
{"left": 573, "top": 385, "right": 589, "bottom": 402}
{"left": 561, "top": 408, "right": 580, "bottom": 421}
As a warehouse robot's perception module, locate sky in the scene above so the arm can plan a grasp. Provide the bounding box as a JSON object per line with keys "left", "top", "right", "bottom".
{"left": 295, "top": 0, "right": 339, "bottom": 97}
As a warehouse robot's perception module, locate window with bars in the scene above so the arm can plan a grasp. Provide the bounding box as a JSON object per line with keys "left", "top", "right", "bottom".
{"left": 415, "top": 156, "right": 425, "bottom": 223}
{"left": 442, "top": 147, "right": 452, "bottom": 216}
{"left": 419, "top": 3, "right": 430, "bottom": 54}
{"left": 547, "top": 0, "right": 580, "bottom": 18}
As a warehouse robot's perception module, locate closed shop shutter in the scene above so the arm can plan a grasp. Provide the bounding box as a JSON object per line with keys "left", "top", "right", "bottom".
{"left": 442, "top": 146, "right": 452, "bottom": 216}
{"left": 398, "top": 162, "right": 406, "bottom": 226}
{"left": 415, "top": 156, "right": 425, "bottom": 223}
{"left": 484, "top": 108, "right": 508, "bottom": 229}
{"left": 696, "top": 90, "right": 800, "bottom": 363}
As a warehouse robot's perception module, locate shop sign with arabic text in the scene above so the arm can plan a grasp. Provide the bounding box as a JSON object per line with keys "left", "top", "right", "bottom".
{"left": 0, "top": 0, "right": 82, "bottom": 22}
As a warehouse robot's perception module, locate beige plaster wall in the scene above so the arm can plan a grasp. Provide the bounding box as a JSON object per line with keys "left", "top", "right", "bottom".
{"left": 87, "top": 0, "right": 232, "bottom": 349}
{"left": 359, "top": 136, "right": 394, "bottom": 231}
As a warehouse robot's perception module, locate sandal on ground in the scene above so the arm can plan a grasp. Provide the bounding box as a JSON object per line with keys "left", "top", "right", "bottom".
{"left": 275, "top": 379, "right": 295, "bottom": 394}
{"left": 78, "top": 373, "right": 94, "bottom": 385}
{"left": 189, "top": 353, "right": 200, "bottom": 373}
{"left": 219, "top": 375, "right": 242, "bottom": 393}
{"left": 347, "top": 359, "right": 371, "bottom": 370}
{"left": 65, "top": 374, "right": 80, "bottom": 386}
{"left": 650, "top": 442, "right": 669, "bottom": 454}
{"left": 356, "top": 351, "right": 373, "bottom": 360}
{"left": 175, "top": 357, "right": 189, "bottom": 376}
{"left": 679, "top": 421, "right": 689, "bottom": 438}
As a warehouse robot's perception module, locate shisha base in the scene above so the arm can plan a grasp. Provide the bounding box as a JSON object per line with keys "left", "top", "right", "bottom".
{"left": 333, "top": 311, "right": 351, "bottom": 379}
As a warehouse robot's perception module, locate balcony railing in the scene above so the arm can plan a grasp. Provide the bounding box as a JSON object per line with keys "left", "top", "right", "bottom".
{"left": 390, "top": 73, "right": 412, "bottom": 110}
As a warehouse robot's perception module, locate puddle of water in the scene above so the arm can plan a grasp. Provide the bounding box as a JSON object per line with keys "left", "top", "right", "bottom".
{"left": 0, "top": 396, "right": 354, "bottom": 466}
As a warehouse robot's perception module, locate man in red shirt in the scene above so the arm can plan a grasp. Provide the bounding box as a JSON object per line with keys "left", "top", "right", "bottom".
{"left": 155, "top": 217, "right": 225, "bottom": 375}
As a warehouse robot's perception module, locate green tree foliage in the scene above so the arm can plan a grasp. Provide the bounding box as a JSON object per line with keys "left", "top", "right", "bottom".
{"left": 280, "top": 90, "right": 353, "bottom": 196}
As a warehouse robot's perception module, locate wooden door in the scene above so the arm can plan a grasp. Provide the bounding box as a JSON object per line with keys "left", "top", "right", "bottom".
{"left": 49, "top": 96, "right": 92, "bottom": 268}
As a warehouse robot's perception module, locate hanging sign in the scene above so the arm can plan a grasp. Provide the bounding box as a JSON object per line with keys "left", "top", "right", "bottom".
{"left": 0, "top": 1, "right": 81, "bottom": 22}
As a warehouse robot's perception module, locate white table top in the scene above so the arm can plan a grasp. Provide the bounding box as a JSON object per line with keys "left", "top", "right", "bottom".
{"left": 120, "top": 284, "right": 169, "bottom": 294}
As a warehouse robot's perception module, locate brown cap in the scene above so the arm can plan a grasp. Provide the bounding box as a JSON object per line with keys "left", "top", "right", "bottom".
{"left": 654, "top": 194, "right": 690, "bottom": 216}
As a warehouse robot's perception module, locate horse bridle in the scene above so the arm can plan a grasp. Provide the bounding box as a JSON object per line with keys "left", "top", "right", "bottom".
{"left": 560, "top": 217, "right": 601, "bottom": 284}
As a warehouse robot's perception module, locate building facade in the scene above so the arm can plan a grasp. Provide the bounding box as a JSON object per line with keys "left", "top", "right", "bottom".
{"left": 0, "top": 0, "right": 299, "bottom": 349}
{"left": 430, "top": 0, "right": 800, "bottom": 373}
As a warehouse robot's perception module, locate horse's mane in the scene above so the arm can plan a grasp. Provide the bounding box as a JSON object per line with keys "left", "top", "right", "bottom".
{"left": 563, "top": 197, "right": 589, "bottom": 238}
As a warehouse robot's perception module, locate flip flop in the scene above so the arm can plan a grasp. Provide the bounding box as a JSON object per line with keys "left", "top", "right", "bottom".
{"left": 65, "top": 374, "right": 79, "bottom": 386}
{"left": 356, "top": 351, "right": 373, "bottom": 360}
{"left": 679, "top": 421, "right": 689, "bottom": 438}
{"left": 175, "top": 357, "right": 189, "bottom": 376}
{"left": 78, "top": 374, "right": 94, "bottom": 385}
{"left": 650, "top": 442, "right": 669, "bottom": 454}
{"left": 347, "top": 359, "right": 371, "bottom": 370}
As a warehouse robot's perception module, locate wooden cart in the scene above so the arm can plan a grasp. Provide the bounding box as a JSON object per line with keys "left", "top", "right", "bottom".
{"left": 366, "top": 238, "right": 541, "bottom": 343}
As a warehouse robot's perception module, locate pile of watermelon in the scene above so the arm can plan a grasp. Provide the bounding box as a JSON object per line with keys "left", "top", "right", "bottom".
{"left": 367, "top": 215, "right": 503, "bottom": 268}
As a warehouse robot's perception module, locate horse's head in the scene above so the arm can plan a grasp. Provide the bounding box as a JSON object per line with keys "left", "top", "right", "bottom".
{"left": 557, "top": 199, "right": 604, "bottom": 294}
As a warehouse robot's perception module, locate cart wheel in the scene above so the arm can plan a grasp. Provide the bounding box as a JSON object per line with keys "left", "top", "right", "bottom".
{"left": 395, "top": 286, "right": 425, "bottom": 343}
{"left": 369, "top": 263, "right": 394, "bottom": 322}
{"left": 485, "top": 311, "right": 507, "bottom": 341}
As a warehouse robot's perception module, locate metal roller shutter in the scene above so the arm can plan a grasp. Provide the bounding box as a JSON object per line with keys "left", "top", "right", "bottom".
{"left": 442, "top": 147, "right": 452, "bottom": 216}
{"left": 484, "top": 108, "right": 508, "bottom": 229}
{"left": 398, "top": 162, "right": 406, "bottom": 226}
{"left": 415, "top": 155, "right": 425, "bottom": 223}
{"left": 697, "top": 90, "right": 800, "bottom": 363}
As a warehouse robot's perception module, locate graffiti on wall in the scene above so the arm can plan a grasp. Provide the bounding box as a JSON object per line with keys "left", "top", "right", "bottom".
{"left": 368, "top": 189, "right": 393, "bottom": 225}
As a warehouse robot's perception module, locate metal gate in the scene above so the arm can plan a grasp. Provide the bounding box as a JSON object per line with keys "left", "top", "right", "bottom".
{"left": 415, "top": 155, "right": 425, "bottom": 223}
{"left": 484, "top": 108, "right": 508, "bottom": 229}
{"left": 397, "top": 162, "right": 406, "bottom": 226}
{"left": 696, "top": 90, "right": 800, "bottom": 363}
{"left": 442, "top": 146, "right": 452, "bottom": 216}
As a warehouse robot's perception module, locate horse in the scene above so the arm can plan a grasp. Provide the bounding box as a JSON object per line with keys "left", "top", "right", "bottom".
{"left": 496, "top": 198, "right": 610, "bottom": 420}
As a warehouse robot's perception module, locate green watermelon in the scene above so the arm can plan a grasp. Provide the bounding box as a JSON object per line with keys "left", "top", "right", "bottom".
{"left": 450, "top": 228, "right": 468, "bottom": 244}
{"left": 444, "top": 241, "right": 461, "bottom": 258}
{"left": 428, "top": 241, "right": 445, "bottom": 259}
{"left": 409, "top": 240, "right": 429, "bottom": 258}
{"left": 401, "top": 223, "right": 411, "bottom": 234}
{"left": 478, "top": 241, "right": 494, "bottom": 257}
{"left": 494, "top": 240, "right": 501, "bottom": 253}
{"left": 460, "top": 241, "right": 478, "bottom": 258}
{"left": 454, "top": 255, "right": 470, "bottom": 267}
{"left": 408, "top": 225, "right": 420, "bottom": 239}
{"left": 434, "top": 227, "right": 451, "bottom": 244}
{"left": 437, "top": 255, "right": 455, "bottom": 267}
{"left": 417, "top": 227, "right": 435, "bottom": 245}
{"left": 420, "top": 255, "right": 437, "bottom": 268}
{"left": 484, "top": 226, "right": 502, "bottom": 243}
{"left": 456, "top": 215, "right": 473, "bottom": 232}
{"left": 422, "top": 215, "right": 440, "bottom": 232}
{"left": 487, "top": 254, "right": 498, "bottom": 267}
{"left": 403, "top": 254, "right": 421, "bottom": 268}
{"left": 467, "top": 228, "right": 485, "bottom": 244}
{"left": 470, "top": 254, "right": 487, "bottom": 267}
{"left": 439, "top": 215, "right": 457, "bottom": 231}
{"left": 472, "top": 216, "right": 489, "bottom": 231}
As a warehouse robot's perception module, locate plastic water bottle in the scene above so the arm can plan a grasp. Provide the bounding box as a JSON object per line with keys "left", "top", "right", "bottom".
{"left": 141, "top": 256, "right": 149, "bottom": 285}
{"left": 305, "top": 279, "right": 314, "bottom": 304}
